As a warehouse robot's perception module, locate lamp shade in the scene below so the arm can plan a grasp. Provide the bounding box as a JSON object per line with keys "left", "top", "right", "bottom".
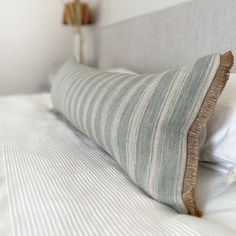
{"left": 63, "top": 2, "right": 93, "bottom": 26}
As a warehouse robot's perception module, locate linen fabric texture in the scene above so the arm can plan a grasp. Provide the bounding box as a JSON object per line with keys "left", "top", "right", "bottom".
{"left": 52, "top": 52, "right": 233, "bottom": 216}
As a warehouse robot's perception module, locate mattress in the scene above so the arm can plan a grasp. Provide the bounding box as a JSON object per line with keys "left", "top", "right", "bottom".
{"left": 0, "top": 93, "right": 236, "bottom": 236}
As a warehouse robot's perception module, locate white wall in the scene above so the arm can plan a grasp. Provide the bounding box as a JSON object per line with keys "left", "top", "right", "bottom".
{"left": 0, "top": 0, "right": 192, "bottom": 95}
{"left": 96, "top": 0, "right": 191, "bottom": 26}
{"left": 0, "top": 0, "right": 73, "bottom": 95}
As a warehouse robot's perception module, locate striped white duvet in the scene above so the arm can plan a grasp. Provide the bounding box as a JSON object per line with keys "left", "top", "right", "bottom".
{"left": 0, "top": 94, "right": 236, "bottom": 236}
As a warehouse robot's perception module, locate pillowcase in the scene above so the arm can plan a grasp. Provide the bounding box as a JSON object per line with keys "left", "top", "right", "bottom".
{"left": 109, "top": 68, "right": 210, "bottom": 151}
{"left": 200, "top": 73, "right": 236, "bottom": 171}
{"left": 52, "top": 52, "right": 233, "bottom": 216}
{"left": 108, "top": 68, "right": 212, "bottom": 151}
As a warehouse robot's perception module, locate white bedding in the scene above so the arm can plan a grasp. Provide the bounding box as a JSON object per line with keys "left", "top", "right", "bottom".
{"left": 200, "top": 73, "right": 236, "bottom": 171}
{"left": 0, "top": 94, "right": 236, "bottom": 236}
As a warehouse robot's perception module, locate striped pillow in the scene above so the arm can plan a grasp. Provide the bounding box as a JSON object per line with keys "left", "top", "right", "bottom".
{"left": 52, "top": 52, "right": 233, "bottom": 216}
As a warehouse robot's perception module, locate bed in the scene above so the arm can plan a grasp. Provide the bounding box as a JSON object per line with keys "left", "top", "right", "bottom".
{"left": 1, "top": 0, "right": 236, "bottom": 235}
{"left": 0, "top": 93, "right": 236, "bottom": 236}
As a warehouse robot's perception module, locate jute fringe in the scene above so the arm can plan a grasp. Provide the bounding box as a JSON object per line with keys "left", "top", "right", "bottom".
{"left": 183, "top": 51, "right": 234, "bottom": 217}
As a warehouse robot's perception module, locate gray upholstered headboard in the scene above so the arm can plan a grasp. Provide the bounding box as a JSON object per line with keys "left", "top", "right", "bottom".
{"left": 96, "top": 0, "right": 236, "bottom": 73}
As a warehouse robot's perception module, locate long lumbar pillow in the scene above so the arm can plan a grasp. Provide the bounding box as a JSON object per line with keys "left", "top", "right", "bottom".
{"left": 52, "top": 52, "right": 233, "bottom": 216}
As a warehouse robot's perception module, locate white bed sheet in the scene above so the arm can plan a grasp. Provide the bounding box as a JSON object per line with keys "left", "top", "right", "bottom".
{"left": 0, "top": 93, "right": 236, "bottom": 236}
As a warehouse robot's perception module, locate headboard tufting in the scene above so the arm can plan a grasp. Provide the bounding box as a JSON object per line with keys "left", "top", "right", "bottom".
{"left": 96, "top": 0, "right": 236, "bottom": 72}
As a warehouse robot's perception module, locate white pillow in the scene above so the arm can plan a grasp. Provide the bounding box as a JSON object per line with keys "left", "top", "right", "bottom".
{"left": 200, "top": 73, "right": 236, "bottom": 171}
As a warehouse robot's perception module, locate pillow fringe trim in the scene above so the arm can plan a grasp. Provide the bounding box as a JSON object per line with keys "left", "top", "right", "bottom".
{"left": 183, "top": 51, "right": 234, "bottom": 217}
